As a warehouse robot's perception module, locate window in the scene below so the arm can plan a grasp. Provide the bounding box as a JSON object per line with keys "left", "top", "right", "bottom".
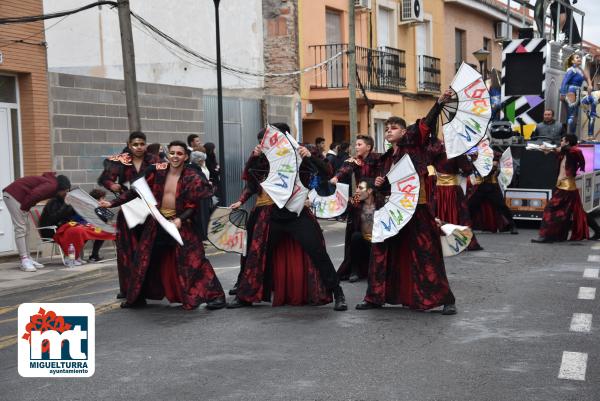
{"left": 483, "top": 37, "right": 492, "bottom": 75}
{"left": 377, "top": 7, "right": 393, "bottom": 48}
{"left": 0, "top": 75, "right": 17, "bottom": 104}
{"left": 455, "top": 29, "right": 465, "bottom": 72}
{"left": 416, "top": 20, "right": 431, "bottom": 56}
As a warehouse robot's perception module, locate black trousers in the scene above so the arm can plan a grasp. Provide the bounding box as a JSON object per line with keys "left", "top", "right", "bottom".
{"left": 269, "top": 209, "right": 340, "bottom": 290}
{"left": 469, "top": 183, "right": 515, "bottom": 226}
{"left": 349, "top": 231, "right": 370, "bottom": 276}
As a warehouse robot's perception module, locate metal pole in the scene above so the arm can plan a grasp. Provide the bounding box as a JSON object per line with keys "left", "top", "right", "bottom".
{"left": 348, "top": 0, "right": 358, "bottom": 147}
{"left": 117, "top": 0, "right": 141, "bottom": 132}
{"left": 506, "top": 0, "right": 511, "bottom": 40}
{"left": 213, "top": 0, "right": 226, "bottom": 205}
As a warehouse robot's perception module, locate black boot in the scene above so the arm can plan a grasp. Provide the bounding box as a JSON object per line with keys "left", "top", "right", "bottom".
{"left": 120, "top": 298, "right": 146, "bottom": 309}
{"left": 355, "top": 300, "right": 382, "bottom": 310}
{"left": 228, "top": 282, "right": 239, "bottom": 296}
{"left": 333, "top": 286, "right": 348, "bottom": 311}
{"left": 531, "top": 237, "right": 552, "bottom": 243}
{"left": 226, "top": 296, "right": 251, "bottom": 309}
{"left": 442, "top": 304, "right": 457, "bottom": 315}
{"left": 116, "top": 292, "right": 126, "bottom": 299}
{"left": 206, "top": 296, "right": 227, "bottom": 310}
{"left": 591, "top": 232, "right": 600, "bottom": 241}
{"left": 509, "top": 223, "right": 519, "bottom": 235}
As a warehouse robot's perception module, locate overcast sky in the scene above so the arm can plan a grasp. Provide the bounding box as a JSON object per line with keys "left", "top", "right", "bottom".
{"left": 575, "top": 1, "right": 600, "bottom": 45}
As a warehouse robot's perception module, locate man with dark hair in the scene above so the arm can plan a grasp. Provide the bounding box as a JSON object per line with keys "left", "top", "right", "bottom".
{"left": 330, "top": 135, "right": 380, "bottom": 195}
{"left": 227, "top": 125, "right": 348, "bottom": 310}
{"left": 334, "top": 142, "right": 351, "bottom": 172}
{"left": 531, "top": 109, "right": 564, "bottom": 144}
{"left": 101, "top": 140, "right": 226, "bottom": 310}
{"left": 98, "top": 131, "right": 159, "bottom": 298}
{"left": 187, "top": 134, "right": 203, "bottom": 151}
{"left": 337, "top": 179, "right": 376, "bottom": 282}
{"left": 532, "top": 134, "right": 589, "bottom": 243}
{"left": 315, "top": 136, "right": 326, "bottom": 157}
{"left": 326, "top": 142, "right": 339, "bottom": 166}
{"left": 3, "top": 173, "right": 71, "bottom": 271}
{"left": 356, "top": 90, "right": 458, "bottom": 315}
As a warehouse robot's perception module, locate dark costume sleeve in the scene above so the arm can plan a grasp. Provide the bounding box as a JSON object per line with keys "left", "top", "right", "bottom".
{"left": 334, "top": 160, "right": 357, "bottom": 181}
{"left": 109, "top": 165, "right": 157, "bottom": 208}
{"left": 97, "top": 159, "right": 121, "bottom": 191}
{"left": 456, "top": 154, "right": 474, "bottom": 176}
{"left": 238, "top": 154, "right": 263, "bottom": 204}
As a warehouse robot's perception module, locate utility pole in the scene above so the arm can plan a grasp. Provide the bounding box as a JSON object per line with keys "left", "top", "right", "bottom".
{"left": 117, "top": 0, "right": 141, "bottom": 132}
{"left": 348, "top": 0, "right": 358, "bottom": 147}
{"left": 213, "top": 0, "right": 226, "bottom": 205}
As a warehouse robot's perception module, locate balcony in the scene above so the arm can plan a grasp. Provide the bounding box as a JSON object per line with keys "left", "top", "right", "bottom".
{"left": 418, "top": 55, "right": 441, "bottom": 94}
{"left": 309, "top": 44, "right": 406, "bottom": 96}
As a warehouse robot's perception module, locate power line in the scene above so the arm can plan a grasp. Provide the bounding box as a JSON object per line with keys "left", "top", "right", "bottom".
{"left": 0, "top": 1, "right": 118, "bottom": 25}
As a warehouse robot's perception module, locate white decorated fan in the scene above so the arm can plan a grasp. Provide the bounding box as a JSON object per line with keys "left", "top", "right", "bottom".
{"left": 283, "top": 132, "right": 310, "bottom": 215}
{"left": 308, "top": 183, "right": 350, "bottom": 219}
{"left": 372, "top": 155, "right": 420, "bottom": 243}
{"left": 207, "top": 207, "right": 247, "bottom": 255}
{"left": 440, "top": 224, "right": 473, "bottom": 257}
{"left": 65, "top": 188, "right": 116, "bottom": 234}
{"left": 442, "top": 63, "right": 492, "bottom": 159}
{"left": 470, "top": 137, "right": 494, "bottom": 177}
{"left": 498, "top": 147, "right": 514, "bottom": 192}
{"left": 259, "top": 125, "right": 298, "bottom": 209}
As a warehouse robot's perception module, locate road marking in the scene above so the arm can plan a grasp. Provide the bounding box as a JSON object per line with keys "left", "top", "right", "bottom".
{"left": 583, "top": 268, "right": 599, "bottom": 279}
{"left": 558, "top": 351, "right": 588, "bottom": 381}
{"left": 592, "top": 243, "right": 600, "bottom": 250}
{"left": 330, "top": 243, "right": 345, "bottom": 248}
{"left": 570, "top": 313, "right": 593, "bottom": 333}
{"left": 206, "top": 251, "right": 225, "bottom": 257}
{"left": 214, "top": 266, "right": 239, "bottom": 271}
{"left": 587, "top": 254, "right": 600, "bottom": 262}
{"left": 578, "top": 287, "right": 596, "bottom": 300}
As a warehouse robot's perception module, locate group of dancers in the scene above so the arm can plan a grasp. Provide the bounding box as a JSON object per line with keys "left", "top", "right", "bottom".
{"left": 93, "top": 88, "right": 521, "bottom": 315}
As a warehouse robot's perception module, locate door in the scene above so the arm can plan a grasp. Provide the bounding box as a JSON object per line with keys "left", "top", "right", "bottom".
{"left": 415, "top": 20, "right": 431, "bottom": 88}
{"left": 0, "top": 107, "right": 15, "bottom": 252}
{"left": 326, "top": 9, "right": 343, "bottom": 88}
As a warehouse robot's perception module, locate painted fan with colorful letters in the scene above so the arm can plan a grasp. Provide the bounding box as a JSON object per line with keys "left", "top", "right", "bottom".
{"left": 442, "top": 62, "right": 492, "bottom": 159}
{"left": 372, "top": 155, "right": 420, "bottom": 243}
{"left": 258, "top": 125, "right": 298, "bottom": 209}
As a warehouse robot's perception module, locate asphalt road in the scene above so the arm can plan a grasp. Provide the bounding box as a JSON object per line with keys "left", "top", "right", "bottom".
{"left": 0, "top": 221, "right": 598, "bottom": 401}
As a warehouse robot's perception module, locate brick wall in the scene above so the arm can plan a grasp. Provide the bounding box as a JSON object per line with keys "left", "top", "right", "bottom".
{"left": 49, "top": 73, "right": 204, "bottom": 191}
{"left": 263, "top": 0, "right": 299, "bottom": 95}
{"left": 0, "top": 0, "right": 51, "bottom": 176}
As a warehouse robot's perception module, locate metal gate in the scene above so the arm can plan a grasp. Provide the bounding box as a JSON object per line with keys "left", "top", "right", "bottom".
{"left": 203, "top": 96, "right": 263, "bottom": 205}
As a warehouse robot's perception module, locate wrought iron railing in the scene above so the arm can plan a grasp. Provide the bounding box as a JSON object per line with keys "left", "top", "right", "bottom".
{"left": 418, "top": 55, "right": 441, "bottom": 93}
{"left": 309, "top": 44, "right": 406, "bottom": 93}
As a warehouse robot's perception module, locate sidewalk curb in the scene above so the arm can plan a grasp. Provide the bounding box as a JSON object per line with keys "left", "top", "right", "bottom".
{"left": 0, "top": 262, "right": 117, "bottom": 298}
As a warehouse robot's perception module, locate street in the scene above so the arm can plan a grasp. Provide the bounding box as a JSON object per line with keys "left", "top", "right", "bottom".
{"left": 0, "top": 221, "right": 598, "bottom": 400}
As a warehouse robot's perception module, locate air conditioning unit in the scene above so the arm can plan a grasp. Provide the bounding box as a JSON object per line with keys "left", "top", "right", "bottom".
{"left": 495, "top": 21, "right": 509, "bottom": 40}
{"left": 354, "top": 0, "right": 371, "bottom": 10}
{"left": 398, "top": 0, "right": 423, "bottom": 24}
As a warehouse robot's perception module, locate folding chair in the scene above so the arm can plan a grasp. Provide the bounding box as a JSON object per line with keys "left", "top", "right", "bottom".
{"left": 29, "top": 206, "right": 65, "bottom": 265}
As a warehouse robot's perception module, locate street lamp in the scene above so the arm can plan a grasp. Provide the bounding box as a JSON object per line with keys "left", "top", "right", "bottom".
{"left": 472, "top": 48, "right": 490, "bottom": 80}
{"left": 213, "top": 0, "right": 226, "bottom": 205}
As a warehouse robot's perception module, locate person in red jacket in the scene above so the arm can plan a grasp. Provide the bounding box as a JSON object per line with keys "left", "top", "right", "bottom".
{"left": 2, "top": 173, "right": 71, "bottom": 271}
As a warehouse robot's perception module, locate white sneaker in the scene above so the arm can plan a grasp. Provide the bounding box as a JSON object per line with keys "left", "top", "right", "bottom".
{"left": 20, "top": 258, "right": 37, "bottom": 272}
{"left": 76, "top": 258, "right": 87, "bottom": 265}
{"left": 29, "top": 259, "right": 45, "bottom": 269}
{"left": 64, "top": 259, "right": 83, "bottom": 267}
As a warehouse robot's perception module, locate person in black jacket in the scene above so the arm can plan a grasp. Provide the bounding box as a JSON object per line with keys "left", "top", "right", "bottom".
{"left": 39, "top": 190, "right": 115, "bottom": 266}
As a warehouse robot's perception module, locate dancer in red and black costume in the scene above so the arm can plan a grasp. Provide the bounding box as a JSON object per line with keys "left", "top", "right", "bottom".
{"left": 532, "top": 134, "right": 589, "bottom": 243}
{"left": 336, "top": 179, "right": 376, "bottom": 282}
{"left": 98, "top": 131, "right": 159, "bottom": 299}
{"left": 227, "top": 124, "right": 347, "bottom": 310}
{"left": 356, "top": 90, "right": 457, "bottom": 315}
{"left": 468, "top": 150, "right": 518, "bottom": 234}
{"left": 100, "top": 141, "right": 226, "bottom": 310}
{"left": 330, "top": 135, "right": 381, "bottom": 281}
{"left": 429, "top": 139, "right": 484, "bottom": 250}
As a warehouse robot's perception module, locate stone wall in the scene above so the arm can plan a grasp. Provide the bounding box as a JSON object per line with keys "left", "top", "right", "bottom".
{"left": 49, "top": 73, "right": 203, "bottom": 191}
{"left": 263, "top": 0, "right": 299, "bottom": 95}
